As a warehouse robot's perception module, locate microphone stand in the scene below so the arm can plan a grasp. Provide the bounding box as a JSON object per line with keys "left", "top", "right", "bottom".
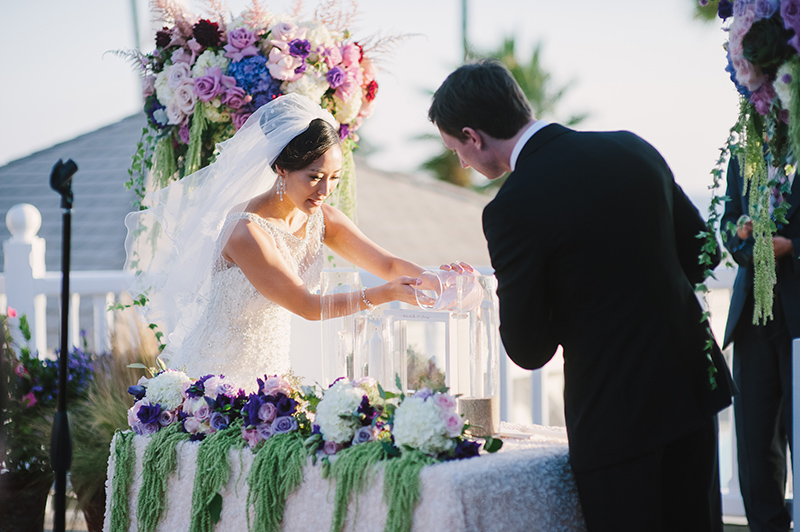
{"left": 49, "top": 158, "right": 77, "bottom": 532}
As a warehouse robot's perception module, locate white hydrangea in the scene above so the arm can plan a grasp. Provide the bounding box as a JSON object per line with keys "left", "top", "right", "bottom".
{"left": 775, "top": 62, "right": 793, "bottom": 110}
{"left": 392, "top": 396, "right": 454, "bottom": 456}
{"left": 304, "top": 21, "right": 335, "bottom": 48}
{"left": 192, "top": 50, "right": 230, "bottom": 77}
{"left": 334, "top": 87, "right": 363, "bottom": 125}
{"left": 315, "top": 380, "right": 365, "bottom": 444}
{"left": 154, "top": 69, "right": 175, "bottom": 107}
{"left": 282, "top": 70, "right": 330, "bottom": 104}
{"left": 203, "top": 100, "right": 230, "bottom": 123}
{"left": 144, "top": 370, "right": 191, "bottom": 411}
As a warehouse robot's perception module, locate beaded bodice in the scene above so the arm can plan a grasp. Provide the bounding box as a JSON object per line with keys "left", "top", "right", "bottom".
{"left": 166, "top": 210, "right": 325, "bottom": 390}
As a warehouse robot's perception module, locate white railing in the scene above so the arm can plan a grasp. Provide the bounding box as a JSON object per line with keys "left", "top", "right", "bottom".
{"left": 1, "top": 203, "right": 132, "bottom": 355}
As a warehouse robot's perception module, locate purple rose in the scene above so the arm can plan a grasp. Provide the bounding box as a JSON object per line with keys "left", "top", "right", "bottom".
{"left": 781, "top": 0, "right": 800, "bottom": 31}
{"left": 790, "top": 33, "right": 800, "bottom": 55}
{"left": 221, "top": 86, "right": 250, "bottom": 109}
{"left": 754, "top": 0, "right": 779, "bottom": 19}
{"left": 179, "top": 124, "right": 191, "bottom": 145}
{"left": 137, "top": 402, "right": 161, "bottom": 425}
{"left": 338, "top": 124, "right": 350, "bottom": 140}
{"left": 271, "top": 415, "right": 298, "bottom": 434}
{"left": 224, "top": 28, "right": 259, "bottom": 62}
{"left": 352, "top": 426, "right": 376, "bottom": 446}
{"left": 194, "top": 399, "right": 211, "bottom": 421}
{"left": 256, "top": 423, "right": 273, "bottom": 441}
{"left": 326, "top": 66, "right": 346, "bottom": 89}
{"left": 194, "top": 74, "right": 222, "bottom": 102}
{"left": 258, "top": 402, "right": 277, "bottom": 423}
{"left": 210, "top": 412, "right": 230, "bottom": 431}
{"left": 288, "top": 39, "right": 311, "bottom": 59}
{"left": 141, "top": 422, "right": 160, "bottom": 436}
{"left": 159, "top": 410, "right": 176, "bottom": 427}
{"left": 232, "top": 111, "right": 252, "bottom": 130}
{"left": 323, "top": 440, "right": 343, "bottom": 455}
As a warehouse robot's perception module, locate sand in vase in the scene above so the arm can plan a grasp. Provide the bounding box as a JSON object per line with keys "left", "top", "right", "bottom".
{"left": 458, "top": 396, "right": 500, "bottom": 437}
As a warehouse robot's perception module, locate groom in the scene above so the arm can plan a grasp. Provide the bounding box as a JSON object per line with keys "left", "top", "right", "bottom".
{"left": 429, "top": 59, "right": 734, "bottom": 530}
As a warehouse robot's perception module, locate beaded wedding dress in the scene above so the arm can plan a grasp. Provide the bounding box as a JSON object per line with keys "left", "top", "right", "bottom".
{"left": 165, "top": 210, "right": 326, "bottom": 389}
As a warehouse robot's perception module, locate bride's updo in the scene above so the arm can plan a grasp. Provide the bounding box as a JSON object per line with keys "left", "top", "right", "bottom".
{"left": 271, "top": 118, "right": 341, "bottom": 172}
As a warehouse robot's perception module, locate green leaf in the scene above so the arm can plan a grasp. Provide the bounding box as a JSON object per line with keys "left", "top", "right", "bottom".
{"left": 381, "top": 440, "right": 401, "bottom": 458}
{"left": 483, "top": 436, "right": 503, "bottom": 453}
{"left": 377, "top": 383, "right": 386, "bottom": 400}
{"left": 209, "top": 492, "right": 223, "bottom": 524}
{"left": 127, "top": 363, "right": 149, "bottom": 370}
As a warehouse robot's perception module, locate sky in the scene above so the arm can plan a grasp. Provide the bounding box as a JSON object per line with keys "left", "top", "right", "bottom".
{"left": 1, "top": 0, "right": 740, "bottom": 210}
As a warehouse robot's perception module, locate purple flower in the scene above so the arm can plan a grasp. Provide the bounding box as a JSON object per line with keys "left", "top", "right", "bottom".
{"left": 699, "top": 0, "right": 708, "bottom": 6}
{"left": 749, "top": 81, "right": 776, "bottom": 115}
{"left": 137, "top": 402, "right": 161, "bottom": 425}
{"left": 326, "top": 66, "right": 346, "bottom": 89}
{"left": 352, "top": 426, "right": 376, "bottom": 446}
{"left": 194, "top": 66, "right": 235, "bottom": 103}
{"left": 222, "top": 87, "right": 250, "bottom": 109}
{"left": 232, "top": 111, "right": 252, "bottom": 130}
{"left": 158, "top": 409, "right": 176, "bottom": 427}
{"left": 224, "top": 28, "right": 259, "bottom": 62}
{"left": 258, "top": 402, "right": 277, "bottom": 423}
{"left": 256, "top": 423, "right": 273, "bottom": 441}
{"left": 271, "top": 415, "right": 298, "bottom": 434}
{"left": 209, "top": 412, "right": 230, "bottom": 431}
{"left": 734, "top": 0, "right": 752, "bottom": 17}
{"left": 275, "top": 394, "right": 297, "bottom": 417}
{"left": 179, "top": 124, "right": 191, "bottom": 144}
{"left": 357, "top": 395, "right": 378, "bottom": 423}
{"left": 413, "top": 388, "right": 434, "bottom": 401}
{"left": 288, "top": 39, "right": 311, "bottom": 59}
{"left": 242, "top": 393, "right": 264, "bottom": 427}
{"left": 323, "top": 440, "right": 343, "bottom": 455}
{"left": 128, "top": 385, "right": 146, "bottom": 401}
{"left": 718, "top": 0, "right": 734, "bottom": 20}
{"left": 781, "top": 0, "right": 800, "bottom": 32}
{"left": 453, "top": 439, "right": 481, "bottom": 460}
{"left": 790, "top": 33, "right": 800, "bottom": 56}
{"left": 194, "top": 399, "right": 212, "bottom": 421}
{"left": 338, "top": 124, "right": 350, "bottom": 141}
{"left": 754, "top": 0, "right": 779, "bottom": 19}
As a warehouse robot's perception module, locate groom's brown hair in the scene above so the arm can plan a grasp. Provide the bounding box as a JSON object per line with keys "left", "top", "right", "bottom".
{"left": 428, "top": 59, "right": 532, "bottom": 141}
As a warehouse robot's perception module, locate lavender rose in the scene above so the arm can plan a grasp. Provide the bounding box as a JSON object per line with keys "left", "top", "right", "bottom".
{"left": 140, "top": 422, "right": 160, "bottom": 436}
{"left": 272, "top": 415, "right": 298, "bottom": 434}
{"left": 221, "top": 87, "right": 250, "bottom": 109}
{"left": 258, "top": 402, "right": 277, "bottom": 424}
{"left": 194, "top": 399, "right": 212, "bottom": 421}
{"left": 256, "top": 423, "right": 273, "bottom": 441}
{"left": 158, "top": 409, "right": 176, "bottom": 427}
{"left": 174, "top": 84, "right": 197, "bottom": 114}
{"left": 754, "top": 0, "right": 779, "bottom": 19}
{"left": 782, "top": 0, "right": 800, "bottom": 31}
{"left": 352, "top": 426, "right": 376, "bottom": 446}
{"left": 232, "top": 111, "right": 252, "bottom": 130}
{"left": 323, "top": 440, "right": 344, "bottom": 455}
{"left": 167, "top": 63, "right": 193, "bottom": 89}
{"left": 209, "top": 412, "right": 230, "bottom": 431}
{"left": 194, "top": 73, "right": 222, "bottom": 102}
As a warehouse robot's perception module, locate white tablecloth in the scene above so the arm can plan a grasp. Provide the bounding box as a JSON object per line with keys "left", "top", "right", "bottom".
{"left": 103, "top": 422, "right": 585, "bottom": 532}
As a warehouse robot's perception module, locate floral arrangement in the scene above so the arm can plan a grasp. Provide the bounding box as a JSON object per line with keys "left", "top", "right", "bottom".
{"left": 707, "top": 0, "right": 800, "bottom": 323}
{"left": 125, "top": 0, "right": 381, "bottom": 219}
{"left": 1, "top": 308, "right": 95, "bottom": 474}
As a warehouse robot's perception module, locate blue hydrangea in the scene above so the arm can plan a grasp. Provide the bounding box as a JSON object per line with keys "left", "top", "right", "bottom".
{"left": 726, "top": 49, "right": 753, "bottom": 99}
{"left": 227, "top": 55, "right": 282, "bottom": 110}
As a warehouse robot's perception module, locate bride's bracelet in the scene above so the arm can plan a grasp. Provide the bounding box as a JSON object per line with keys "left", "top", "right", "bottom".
{"left": 361, "top": 286, "right": 376, "bottom": 312}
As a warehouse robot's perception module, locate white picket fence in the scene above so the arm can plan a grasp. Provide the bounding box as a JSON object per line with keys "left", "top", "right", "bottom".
{"left": 3, "top": 201, "right": 796, "bottom": 520}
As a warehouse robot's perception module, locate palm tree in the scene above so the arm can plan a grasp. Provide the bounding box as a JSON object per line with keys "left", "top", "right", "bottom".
{"left": 421, "top": 37, "right": 587, "bottom": 192}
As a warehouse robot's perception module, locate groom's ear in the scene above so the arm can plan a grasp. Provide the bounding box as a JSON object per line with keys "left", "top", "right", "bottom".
{"left": 461, "top": 127, "right": 482, "bottom": 149}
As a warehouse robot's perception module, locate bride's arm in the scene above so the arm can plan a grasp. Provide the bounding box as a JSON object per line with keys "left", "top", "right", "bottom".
{"left": 222, "top": 218, "right": 419, "bottom": 320}
{"left": 321, "top": 205, "right": 425, "bottom": 280}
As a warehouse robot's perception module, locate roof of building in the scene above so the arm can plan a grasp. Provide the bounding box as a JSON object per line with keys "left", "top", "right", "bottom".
{"left": 0, "top": 114, "right": 491, "bottom": 274}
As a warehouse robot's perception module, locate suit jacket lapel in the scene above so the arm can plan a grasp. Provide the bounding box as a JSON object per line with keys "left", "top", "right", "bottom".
{"left": 516, "top": 123, "right": 572, "bottom": 165}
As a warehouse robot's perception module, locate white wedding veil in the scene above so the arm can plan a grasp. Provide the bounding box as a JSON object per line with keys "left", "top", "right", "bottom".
{"left": 124, "top": 93, "right": 337, "bottom": 361}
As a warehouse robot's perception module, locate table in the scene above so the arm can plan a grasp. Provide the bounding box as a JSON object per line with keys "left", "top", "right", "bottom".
{"left": 102, "top": 423, "right": 585, "bottom": 532}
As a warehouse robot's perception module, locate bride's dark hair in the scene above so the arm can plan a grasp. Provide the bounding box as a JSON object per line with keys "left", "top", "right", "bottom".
{"left": 272, "top": 118, "right": 341, "bottom": 172}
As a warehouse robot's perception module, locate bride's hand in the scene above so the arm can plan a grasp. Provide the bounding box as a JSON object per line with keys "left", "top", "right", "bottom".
{"left": 439, "top": 261, "right": 475, "bottom": 274}
{"left": 378, "top": 275, "right": 422, "bottom": 307}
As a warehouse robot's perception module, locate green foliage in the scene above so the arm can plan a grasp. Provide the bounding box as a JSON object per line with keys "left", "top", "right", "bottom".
{"left": 324, "top": 440, "right": 388, "bottom": 532}
{"left": 382, "top": 449, "right": 437, "bottom": 532}
{"left": 109, "top": 431, "right": 136, "bottom": 532}
{"left": 138, "top": 423, "right": 191, "bottom": 532}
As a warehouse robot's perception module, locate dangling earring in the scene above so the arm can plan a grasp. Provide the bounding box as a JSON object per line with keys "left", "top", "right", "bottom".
{"left": 277, "top": 175, "right": 286, "bottom": 202}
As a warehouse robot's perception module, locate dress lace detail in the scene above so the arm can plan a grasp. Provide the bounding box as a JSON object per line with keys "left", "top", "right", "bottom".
{"left": 165, "top": 209, "right": 326, "bottom": 390}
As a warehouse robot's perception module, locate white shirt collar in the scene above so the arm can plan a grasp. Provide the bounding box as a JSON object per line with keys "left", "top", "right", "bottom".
{"left": 510, "top": 120, "right": 550, "bottom": 171}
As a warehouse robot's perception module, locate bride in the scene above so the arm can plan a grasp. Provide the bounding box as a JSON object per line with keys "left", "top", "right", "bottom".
{"left": 125, "top": 94, "right": 467, "bottom": 388}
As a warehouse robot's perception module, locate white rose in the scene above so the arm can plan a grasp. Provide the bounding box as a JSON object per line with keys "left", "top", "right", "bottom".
{"left": 167, "top": 62, "right": 193, "bottom": 89}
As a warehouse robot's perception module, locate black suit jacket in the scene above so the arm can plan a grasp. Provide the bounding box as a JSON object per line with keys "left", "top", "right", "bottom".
{"left": 721, "top": 156, "right": 800, "bottom": 348}
{"left": 482, "top": 124, "right": 733, "bottom": 472}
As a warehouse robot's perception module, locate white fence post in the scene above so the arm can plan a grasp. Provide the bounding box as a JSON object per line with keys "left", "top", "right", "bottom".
{"left": 3, "top": 204, "right": 47, "bottom": 355}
